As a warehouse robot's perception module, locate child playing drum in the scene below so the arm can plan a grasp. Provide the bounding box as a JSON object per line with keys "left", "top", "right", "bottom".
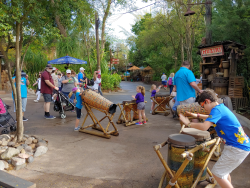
{"left": 150, "top": 84, "right": 162, "bottom": 113}
{"left": 132, "top": 86, "right": 147, "bottom": 125}
{"left": 72, "top": 87, "right": 83, "bottom": 131}
{"left": 179, "top": 89, "right": 250, "bottom": 188}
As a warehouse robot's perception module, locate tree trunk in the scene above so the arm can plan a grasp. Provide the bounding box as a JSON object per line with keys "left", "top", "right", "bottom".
{"left": 51, "top": 0, "right": 67, "bottom": 38}
{"left": 0, "top": 38, "right": 17, "bottom": 107}
{"left": 95, "top": 12, "right": 100, "bottom": 71}
{"left": 83, "top": 33, "right": 92, "bottom": 74}
{"left": 180, "top": 34, "right": 184, "bottom": 63}
{"left": 100, "top": 0, "right": 112, "bottom": 60}
{"left": 15, "top": 22, "right": 24, "bottom": 142}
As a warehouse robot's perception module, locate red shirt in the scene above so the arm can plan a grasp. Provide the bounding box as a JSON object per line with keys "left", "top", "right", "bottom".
{"left": 41, "top": 70, "right": 54, "bottom": 94}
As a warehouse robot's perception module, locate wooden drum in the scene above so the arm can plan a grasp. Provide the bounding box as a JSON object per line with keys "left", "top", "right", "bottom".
{"left": 181, "top": 128, "right": 211, "bottom": 181}
{"left": 82, "top": 89, "right": 117, "bottom": 114}
{"left": 167, "top": 134, "right": 196, "bottom": 188}
{"left": 155, "top": 94, "right": 170, "bottom": 111}
{"left": 177, "top": 103, "right": 209, "bottom": 116}
{"left": 123, "top": 100, "right": 133, "bottom": 121}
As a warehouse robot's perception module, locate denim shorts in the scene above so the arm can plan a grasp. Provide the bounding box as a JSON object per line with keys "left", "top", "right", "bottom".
{"left": 137, "top": 102, "right": 145, "bottom": 110}
{"left": 43, "top": 93, "right": 52, "bottom": 102}
{"left": 13, "top": 98, "right": 27, "bottom": 112}
{"left": 75, "top": 107, "right": 81, "bottom": 119}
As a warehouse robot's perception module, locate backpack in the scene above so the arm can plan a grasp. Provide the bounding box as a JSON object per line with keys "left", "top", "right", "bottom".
{"left": 87, "top": 78, "right": 94, "bottom": 86}
{"left": 168, "top": 77, "right": 173, "bottom": 85}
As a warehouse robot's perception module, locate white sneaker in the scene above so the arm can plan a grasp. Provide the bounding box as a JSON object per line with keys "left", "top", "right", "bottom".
{"left": 150, "top": 111, "right": 152, "bottom": 114}
{"left": 34, "top": 100, "right": 38, "bottom": 102}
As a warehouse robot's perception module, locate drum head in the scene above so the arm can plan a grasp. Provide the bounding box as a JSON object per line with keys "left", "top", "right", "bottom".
{"left": 168, "top": 134, "right": 196, "bottom": 148}
{"left": 181, "top": 128, "right": 210, "bottom": 141}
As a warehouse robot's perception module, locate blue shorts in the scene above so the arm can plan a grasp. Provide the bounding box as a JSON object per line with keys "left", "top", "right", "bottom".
{"left": 162, "top": 81, "right": 167, "bottom": 86}
{"left": 75, "top": 107, "right": 81, "bottom": 119}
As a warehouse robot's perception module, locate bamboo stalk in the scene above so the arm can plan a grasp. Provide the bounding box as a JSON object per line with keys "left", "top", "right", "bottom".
{"left": 179, "top": 124, "right": 185, "bottom": 133}
{"left": 79, "top": 129, "right": 111, "bottom": 139}
{"left": 181, "top": 138, "right": 217, "bottom": 158}
{"left": 166, "top": 157, "right": 191, "bottom": 188}
{"left": 191, "top": 138, "right": 220, "bottom": 188}
{"left": 158, "top": 171, "right": 167, "bottom": 188}
{"left": 154, "top": 150, "right": 180, "bottom": 188}
{"left": 80, "top": 112, "right": 89, "bottom": 128}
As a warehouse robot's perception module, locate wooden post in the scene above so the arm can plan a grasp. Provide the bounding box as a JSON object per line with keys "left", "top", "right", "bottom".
{"left": 205, "top": 0, "right": 212, "bottom": 45}
{"left": 110, "top": 48, "right": 112, "bottom": 74}
{"left": 95, "top": 12, "right": 100, "bottom": 71}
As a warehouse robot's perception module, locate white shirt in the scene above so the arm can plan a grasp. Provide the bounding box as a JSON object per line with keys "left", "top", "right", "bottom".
{"left": 37, "top": 78, "right": 41, "bottom": 89}
{"left": 161, "top": 75, "right": 167, "bottom": 81}
{"left": 88, "top": 78, "right": 101, "bottom": 90}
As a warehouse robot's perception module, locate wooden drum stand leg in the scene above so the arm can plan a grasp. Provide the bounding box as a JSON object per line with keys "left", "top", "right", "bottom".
{"left": 79, "top": 103, "right": 119, "bottom": 139}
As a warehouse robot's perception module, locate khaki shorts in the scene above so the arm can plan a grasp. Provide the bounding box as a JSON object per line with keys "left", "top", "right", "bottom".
{"left": 211, "top": 145, "right": 249, "bottom": 179}
{"left": 180, "top": 97, "right": 195, "bottom": 105}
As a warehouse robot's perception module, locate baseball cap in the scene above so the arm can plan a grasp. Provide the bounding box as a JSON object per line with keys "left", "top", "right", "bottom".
{"left": 46, "top": 64, "right": 53, "bottom": 69}
{"left": 66, "top": 69, "right": 71, "bottom": 74}
{"left": 72, "top": 87, "right": 78, "bottom": 92}
{"left": 52, "top": 67, "right": 56, "bottom": 71}
{"left": 80, "top": 67, "right": 85, "bottom": 71}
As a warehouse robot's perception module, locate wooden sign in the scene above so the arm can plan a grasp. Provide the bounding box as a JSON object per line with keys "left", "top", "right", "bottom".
{"left": 200, "top": 45, "right": 224, "bottom": 57}
{"left": 111, "top": 58, "right": 119, "bottom": 64}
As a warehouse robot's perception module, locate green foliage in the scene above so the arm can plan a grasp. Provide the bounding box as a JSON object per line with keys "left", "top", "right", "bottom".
{"left": 101, "top": 73, "right": 121, "bottom": 90}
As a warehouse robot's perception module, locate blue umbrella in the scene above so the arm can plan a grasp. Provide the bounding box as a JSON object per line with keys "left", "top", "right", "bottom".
{"left": 48, "top": 55, "right": 87, "bottom": 64}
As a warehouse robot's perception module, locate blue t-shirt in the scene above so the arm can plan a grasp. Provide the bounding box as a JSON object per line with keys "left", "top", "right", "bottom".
{"left": 151, "top": 90, "right": 156, "bottom": 97}
{"left": 78, "top": 72, "right": 84, "bottom": 83}
{"left": 12, "top": 76, "right": 27, "bottom": 98}
{"left": 206, "top": 104, "right": 250, "bottom": 151}
{"left": 174, "top": 67, "right": 196, "bottom": 102}
{"left": 75, "top": 92, "right": 83, "bottom": 109}
{"left": 135, "top": 93, "right": 144, "bottom": 104}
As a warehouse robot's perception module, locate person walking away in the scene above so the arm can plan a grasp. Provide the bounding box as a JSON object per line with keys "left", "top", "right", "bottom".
{"left": 78, "top": 67, "right": 85, "bottom": 88}
{"left": 168, "top": 73, "right": 175, "bottom": 94}
{"left": 61, "top": 69, "right": 77, "bottom": 103}
{"left": 161, "top": 73, "right": 167, "bottom": 90}
{"left": 97, "top": 70, "right": 103, "bottom": 96}
{"left": 72, "top": 87, "right": 83, "bottom": 131}
{"left": 12, "top": 71, "right": 30, "bottom": 121}
{"left": 179, "top": 89, "right": 250, "bottom": 188}
{"left": 150, "top": 84, "right": 161, "bottom": 113}
{"left": 132, "top": 86, "right": 146, "bottom": 125}
{"left": 88, "top": 71, "right": 101, "bottom": 92}
{"left": 33, "top": 72, "right": 42, "bottom": 102}
{"left": 41, "top": 64, "right": 59, "bottom": 119}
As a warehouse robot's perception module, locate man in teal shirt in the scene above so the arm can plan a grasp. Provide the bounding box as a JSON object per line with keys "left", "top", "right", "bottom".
{"left": 174, "top": 61, "right": 202, "bottom": 105}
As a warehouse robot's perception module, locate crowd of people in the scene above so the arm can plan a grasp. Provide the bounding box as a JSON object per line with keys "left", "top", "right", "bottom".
{"left": 11, "top": 64, "right": 102, "bottom": 120}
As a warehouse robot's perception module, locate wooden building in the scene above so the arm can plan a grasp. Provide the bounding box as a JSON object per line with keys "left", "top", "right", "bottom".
{"left": 197, "top": 40, "right": 247, "bottom": 110}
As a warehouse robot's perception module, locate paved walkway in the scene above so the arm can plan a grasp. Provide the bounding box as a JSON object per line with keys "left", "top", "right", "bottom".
{"left": 1, "top": 81, "right": 250, "bottom": 188}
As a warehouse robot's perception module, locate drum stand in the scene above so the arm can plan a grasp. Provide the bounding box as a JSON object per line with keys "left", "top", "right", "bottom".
{"left": 117, "top": 101, "right": 148, "bottom": 127}
{"left": 79, "top": 102, "right": 119, "bottom": 139}
{"left": 151, "top": 96, "right": 173, "bottom": 116}
{"left": 154, "top": 137, "right": 221, "bottom": 188}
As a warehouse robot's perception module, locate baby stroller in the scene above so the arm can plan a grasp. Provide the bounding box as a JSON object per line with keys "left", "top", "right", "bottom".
{"left": 53, "top": 91, "right": 75, "bottom": 119}
{"left": 0, "top": 98, "right": 16, "bottom": 134}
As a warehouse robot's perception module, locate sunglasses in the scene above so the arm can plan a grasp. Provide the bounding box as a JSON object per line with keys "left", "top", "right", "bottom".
{"left": 200, "top": 101, "right": 206, "bottom": 108}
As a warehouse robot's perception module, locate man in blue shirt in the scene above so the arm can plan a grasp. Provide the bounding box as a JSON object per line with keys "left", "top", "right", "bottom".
{"left": 174, "top": 61, "right": 202, "bottom": 105}
{"left": 12, "top": 71, "right": 30, "bottom": 121}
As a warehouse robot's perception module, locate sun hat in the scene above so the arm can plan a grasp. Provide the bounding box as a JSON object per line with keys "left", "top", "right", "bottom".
{"left": 66, "top": 69, "right": 71, "bottom": 74}
{"left": 72, "top": 87, "right": 78, "bottom": 92}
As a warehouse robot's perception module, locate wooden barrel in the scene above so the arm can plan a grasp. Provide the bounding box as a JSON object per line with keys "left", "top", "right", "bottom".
{"left": 177, "top": 103, "right": 208, "bottom": 116}
{"left": 82, "top": 89, "right": 117, "bottom": 114}
{"left": 123, "top": 100, "right": 133, "bottom": 121}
